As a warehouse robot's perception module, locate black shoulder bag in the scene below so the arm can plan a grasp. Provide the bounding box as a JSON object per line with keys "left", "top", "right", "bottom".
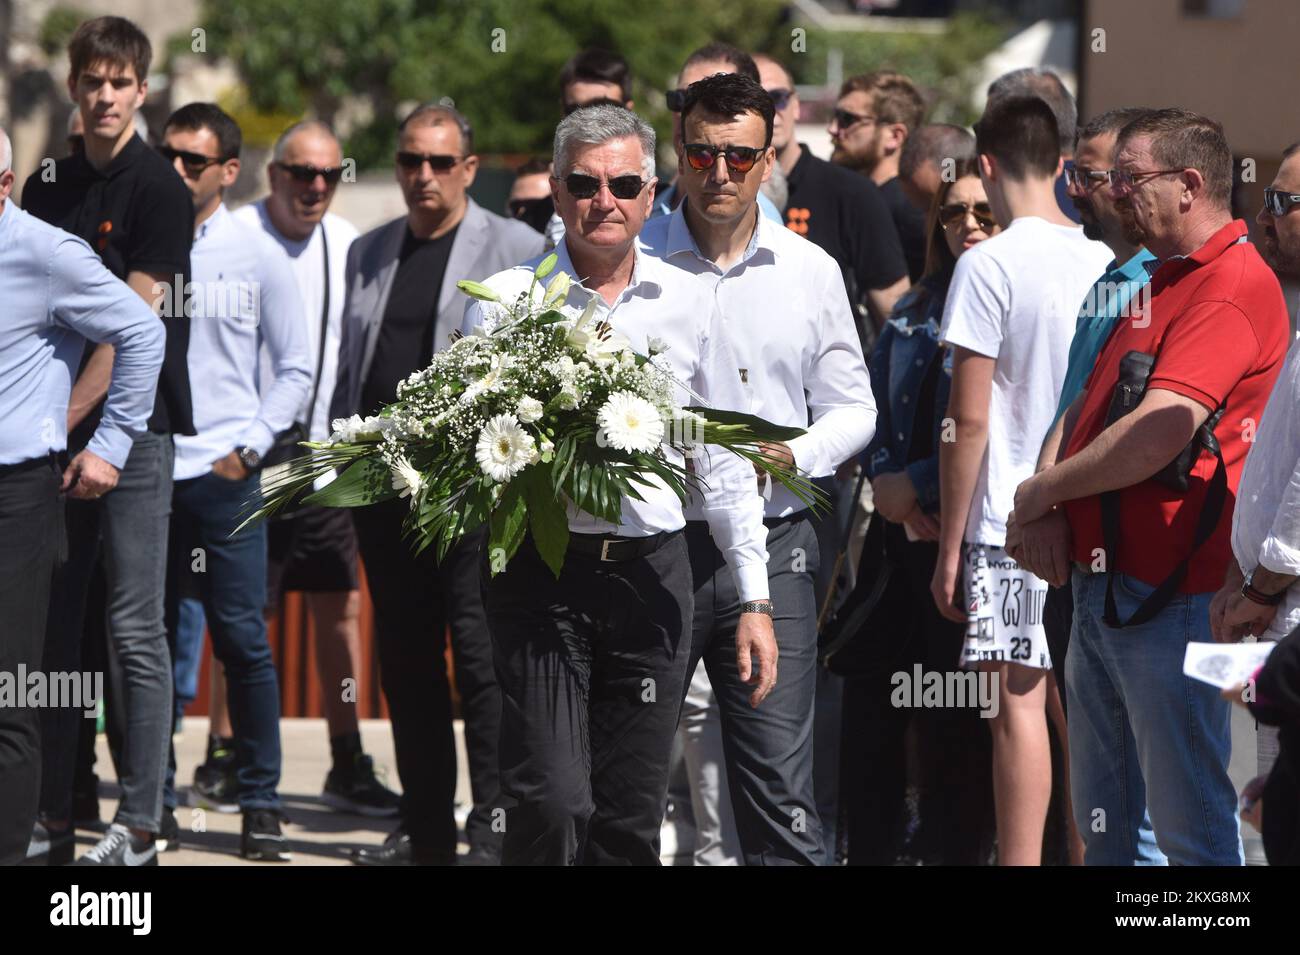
{"left": 262, "top": 225, "right": 331, "bottom": 513}
{"left": 1099, "top": 349, "right": 1227, "bottom": 628}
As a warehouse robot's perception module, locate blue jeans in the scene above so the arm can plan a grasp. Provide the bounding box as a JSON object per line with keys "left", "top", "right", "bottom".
{"left": 171, "top": 598, "right": 206, "bottom": 729}
{"left": 164, "top": 471, "right": 280, "bottom": 811}
{"left": 1067, "top": 569, "right": 1241, "bottom": 865}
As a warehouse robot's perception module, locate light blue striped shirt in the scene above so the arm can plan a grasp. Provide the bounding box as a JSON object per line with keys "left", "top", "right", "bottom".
{"left": 172, "top": 204, "right": 311, "bottom": 480}
{"left": 0, "top": 200, "right": 164, "bottom": 468}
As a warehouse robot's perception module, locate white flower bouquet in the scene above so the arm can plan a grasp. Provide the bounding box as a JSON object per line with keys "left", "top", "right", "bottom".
{"left": 247, "top": 254, "right": 821, "bottom": 577}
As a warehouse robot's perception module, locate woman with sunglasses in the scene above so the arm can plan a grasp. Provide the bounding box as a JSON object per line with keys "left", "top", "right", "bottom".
{"left": 841, "top": 157, "right": 998, "bottom": 864}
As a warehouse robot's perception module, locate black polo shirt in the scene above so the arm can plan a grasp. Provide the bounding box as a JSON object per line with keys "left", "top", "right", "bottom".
{"left": 783, "top": 143, "right": 907, "bottom": 304}
{"left": 879, "top": 175, "right": 928, "bottom": 283}
{"left": 22, "top": 132, "right": 195, "bottom": 442}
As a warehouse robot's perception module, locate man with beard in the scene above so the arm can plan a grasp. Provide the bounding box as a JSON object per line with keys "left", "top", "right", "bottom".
{"left": 829, "top": 71, "right": 929, "bottom": 281}
{"left": 1010, "top": 106, "right": 1161, "bottom": 863}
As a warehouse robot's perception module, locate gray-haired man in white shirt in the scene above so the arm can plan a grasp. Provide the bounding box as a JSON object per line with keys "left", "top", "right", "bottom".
{"left": 639, "top": 73, "right": 877, "bottom": 865}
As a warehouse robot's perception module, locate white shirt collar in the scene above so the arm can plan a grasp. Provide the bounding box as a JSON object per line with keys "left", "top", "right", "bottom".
{"left": 663, "top": 200, "right": 776, "bottom": 272}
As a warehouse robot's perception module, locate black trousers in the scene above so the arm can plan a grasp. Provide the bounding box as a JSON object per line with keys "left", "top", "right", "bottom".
{"left": 1043, "top": 579, "right": 1073, "bottom": 716}
{"left": 0, "top": 458, "right": 63, "bottom": 864}
{"left": 840, "top": 531, "right": 995, "bottom": 865}
{"left": 352, "top": 504, "right": 502, "bottom": 861}
{"left": 483, "top": 531, "right": 692, "bottom": 866}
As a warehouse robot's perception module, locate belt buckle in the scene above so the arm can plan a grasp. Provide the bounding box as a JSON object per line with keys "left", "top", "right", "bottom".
{"left": 600, "top": 539, "right": 615, "bottom": 562}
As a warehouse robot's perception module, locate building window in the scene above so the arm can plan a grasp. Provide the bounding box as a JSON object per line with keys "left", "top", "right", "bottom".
{"left": 1183, "top": 0, "right": 1245, "bottom": 17}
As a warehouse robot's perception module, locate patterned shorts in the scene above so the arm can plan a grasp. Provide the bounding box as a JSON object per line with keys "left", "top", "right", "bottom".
{"left": 960, "top": 542, "right": 1052, "bottom": 669}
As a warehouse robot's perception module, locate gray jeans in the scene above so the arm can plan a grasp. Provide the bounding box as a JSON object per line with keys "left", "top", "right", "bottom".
{"left": 41, "top": 432, "right": 174, "bottom": 832}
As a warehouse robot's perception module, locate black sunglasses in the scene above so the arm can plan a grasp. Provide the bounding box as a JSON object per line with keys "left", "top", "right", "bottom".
{"left": 683, "top": 143, "right": 765, "bottom": 175}
{"left": 395, "top": 151, "right": 464, "bottom": 173}
{"left": 556, "top": 173, "right": 647, "bottom": 200}
{"left": 1264, "top": 187, "right": 1300, "bottom": 217}
{"left": 939, "top": 200, "right": 997, "bottom": 232}
{"left": 157, "top": 145, "right": 224, "bottom": 175}
{"left": 666, "top": 89, "right": 687, "bottom": 112}
{"left": 1064, "top": 167, "right": 1111, "bottom": 190}
{"left": 276, "top": 161, "right": 344, "bottom": 185}
{"left": 768, "top": 88, "right": 793, "bottom": 111}
{"left": 831, "top": 108, "right": 875, "bottom": 131}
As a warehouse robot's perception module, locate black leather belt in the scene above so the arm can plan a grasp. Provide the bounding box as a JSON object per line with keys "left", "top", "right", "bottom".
{"left": 568, "top": 530, "right": 673, "bottom": 562}
{"left": 0, "top": 453, "right": 58, "bottom": 479}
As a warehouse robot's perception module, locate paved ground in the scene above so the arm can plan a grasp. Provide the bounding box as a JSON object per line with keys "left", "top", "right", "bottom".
{"left": 75, "top": 706, "right": 1264, "bottom": 865}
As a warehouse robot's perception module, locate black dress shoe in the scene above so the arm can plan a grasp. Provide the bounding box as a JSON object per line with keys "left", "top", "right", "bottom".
{"left": 349, "top": 828, "right": 412, "bottom": 866}
{"left": 459, "top": 844, "right": 501, "bottom": 866}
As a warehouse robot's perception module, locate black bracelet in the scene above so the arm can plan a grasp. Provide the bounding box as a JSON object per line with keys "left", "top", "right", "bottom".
{"left": 1241, "top": 584, "right": 1284, "bottom": 607}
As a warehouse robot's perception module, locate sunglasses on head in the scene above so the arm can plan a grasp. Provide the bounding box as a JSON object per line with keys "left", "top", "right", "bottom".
{"left": 939, "top": 200, "right": 997, "bottom": 232}
{"left": 665, "top": 89, "right": 687, "bottom": 112}
{"left": 1263, "top": 187, "right": 1300, "bottom": 218}
{"left": 276, "top": 161, "right": 344, "bottom": 185}
{"left": 157, "top": 145, "right": 223, "bottom": 175}
{"left": 395, "top": 151, "right": 464, "bottom": 173}
{"left": 558, "top": 173, "right": 647, "bottom": 200}
{"left": 683, "top": 143, "right": 766, "bottom": 174}
{"left": 768, "top": 88, "right": 793, "bottom": 111}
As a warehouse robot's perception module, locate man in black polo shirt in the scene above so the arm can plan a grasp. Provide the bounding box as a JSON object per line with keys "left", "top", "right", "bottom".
{"left": 21, "top": 15, "right": 194, "bottom": 866}
{"left": 829, "top": 70, "right": 929, "bottom": 283}
{"left": 753, "top": 54, "right": 910, "bottom": 333}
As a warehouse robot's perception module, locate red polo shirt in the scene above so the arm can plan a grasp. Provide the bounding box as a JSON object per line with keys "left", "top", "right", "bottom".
{"left": 1063, "top": 219, "right": 1288, "bottom": 592}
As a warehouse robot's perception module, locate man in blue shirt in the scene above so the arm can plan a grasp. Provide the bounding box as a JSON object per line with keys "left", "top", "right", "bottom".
{"left": 0, "top": 125, "right": 165, "bottom": 865}
{"left": 158, "top": 103, "right": 311, "bottom": 863}
{"left": 1009, "top": 107, "right": 1162, "bottom": 864}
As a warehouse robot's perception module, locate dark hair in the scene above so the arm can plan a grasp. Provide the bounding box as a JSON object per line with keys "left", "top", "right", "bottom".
{"left": 922, "top": 156, "right": 982, "bottom": 280}
{"left": 900, "top": 123, "right": 974, "bottom": 180}
{"left": 560, "top": 48, "right": 632, "bottom": 104}
{"left": 398, "top": 102, "right": 474, "bottom": 155}
{"left": 974, "top": 95, "right": 1061, "bottom": 180}
{"left": 1076, "top": 106, "right": 1153, "bottom": 150}
{"left": 681, "top": 43, "right": 759, "bottom": 83}
{"left": 1115, "top": 107, "right": 1232, "bottom": 209}
{"left": 164, "top": 102, "right": 242, "bottom": 161}
{"left": 515, "top": 156, "right": 551, "bottom": 177}
{"left": 681, "top": 72, "right": 774, "bottom": 148}
{"left": 68, "top": 16, "right": 151, "bottom": 85}
{"left": 839, "top": 70, "right": 926, "bottom": 133}
{"left": 1283, "top": 141, "right": 1300, "bottom": 161}
{"left": 987, "top": 68, "right": 1076, "bottom": 154}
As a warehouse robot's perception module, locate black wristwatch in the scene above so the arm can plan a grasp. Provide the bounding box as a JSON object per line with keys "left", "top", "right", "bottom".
{"left": 236, "top": 446, "right": 262, "bottom": 472}
{"left": 740, "top": 600, "right": 774, "bottom": 617}
{"left": 1241, "top": 568, "right": 1285, "bottom": 607}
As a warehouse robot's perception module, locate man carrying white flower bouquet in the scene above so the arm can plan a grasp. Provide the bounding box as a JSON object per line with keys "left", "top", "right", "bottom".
{"left": 639, "top": 73, "right": 877, "bottom": 864}
{"left": 462, "top": 104, "right": 776, "bottom": 866}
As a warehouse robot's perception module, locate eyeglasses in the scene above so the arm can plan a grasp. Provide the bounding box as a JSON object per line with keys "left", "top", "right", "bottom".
{"left": 557, "top": 173, "right": 648, "bottom": 200}
{"left": 939, "top": 201, "right": 997, "bottom": 232}
{"left": 1263, "top": 187, "right": 1300, "bottom": 217}
{"left": 1064, "top": 167, "right": 1112, "bottom": 190}
{"left": 275, "top": 161, "right": 344, "bottom": 185}
{"left": 683, "top": 143, "right": 766, "bottom": 174}
{"left": 395, "top": 152, "right": 464, "bottom": 173}
{"left": 157, "top": 145, "right": 223, "bottom": 176}
{"left": 768, "top": 88, "right": 793, "bottom": 111}
{"left": 666, "top": 89, "right": 687, "bottom": 112}
{"left": 1109, "top": 167, "right": 1185, "bottom": 191}
{"left": 831, "top": 109, "right": 876, "bottom": 132}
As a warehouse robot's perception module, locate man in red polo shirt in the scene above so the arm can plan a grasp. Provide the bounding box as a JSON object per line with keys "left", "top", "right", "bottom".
{"left": 1006, "top": 108, "right": 1288, "bottom": 865}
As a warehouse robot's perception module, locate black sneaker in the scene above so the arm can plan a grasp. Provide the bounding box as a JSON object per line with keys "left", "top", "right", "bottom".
{"left": 348, "top": 826, "right": 412, "bottom": 866}
{"left": 241, "top": 809, "right": 291, "bottom": 862}
{"left": 23, "top": 821, "right": 75, "bottom": 866}
{"left": 156, "top": 808, "right": 181, "bottom": 853}
{"left": 72, "top": 823, "right": 158, "bottom": 866}
{"left": 322, "top": 753, "right": 401, "bottom": 817}
{"left": 189, "top": 740, "right": 239, "bottom": 813}
{"left": 72, "top": 787, "right": 105, "bottom": 832}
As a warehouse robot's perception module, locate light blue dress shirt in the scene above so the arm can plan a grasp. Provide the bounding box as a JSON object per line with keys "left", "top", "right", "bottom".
{"left": 172, "top": 204, "right": 312, "bottom": 480}
{"left": 0, "top": 200, "right": 164, "bottom": 469}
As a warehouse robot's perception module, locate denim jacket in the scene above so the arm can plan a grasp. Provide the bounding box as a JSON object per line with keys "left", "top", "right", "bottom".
{"left": 863, "top": 273, "right": 951, "bottom": 513}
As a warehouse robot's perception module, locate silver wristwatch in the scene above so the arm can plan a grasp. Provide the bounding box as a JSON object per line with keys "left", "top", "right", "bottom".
{"left": 740, "top": 600, "right": 774, "bottom": 617}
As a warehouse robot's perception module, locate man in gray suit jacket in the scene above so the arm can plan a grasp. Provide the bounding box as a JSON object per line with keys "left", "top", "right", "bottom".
{"left": 331, "top": 103, "right": 544, "bottom": 866}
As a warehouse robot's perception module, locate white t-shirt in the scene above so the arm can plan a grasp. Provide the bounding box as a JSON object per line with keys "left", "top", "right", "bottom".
{"left": 231, "top": 200, "right": 359, "bottom": 441}
{"left": 940, "top": 216, "right": 1112, "bottom": 546}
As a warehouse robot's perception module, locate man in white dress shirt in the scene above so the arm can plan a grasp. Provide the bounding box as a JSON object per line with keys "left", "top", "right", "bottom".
{"left": 639, "top": 73, "right": 877, "bottom": 864}
{"left": 159, "top": 104, "right": 311, "bottom": 861}
{"left": 463, "top": 104, "right": 775, "bottom": 866}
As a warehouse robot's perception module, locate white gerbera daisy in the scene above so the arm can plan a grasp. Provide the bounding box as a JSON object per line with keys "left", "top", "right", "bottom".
{"left": 390, "top": 456, "right": 425, "bottom": 501}
{"left": 597, "top": 392, "right": 665, "bottom": 453}
{"left": 475, "top": 414, "right": 536, "bottom": 482}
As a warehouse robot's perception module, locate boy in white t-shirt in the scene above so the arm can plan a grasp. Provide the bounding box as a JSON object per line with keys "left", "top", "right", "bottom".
{"left": 934, "top": 96, "right": 1112, "bottom": 865}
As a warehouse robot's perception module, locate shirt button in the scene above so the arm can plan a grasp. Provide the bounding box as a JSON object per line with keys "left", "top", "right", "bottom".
{"left": 898, "top": 432, "right": 905, "bottom": 441}
{"left": 901, "top": 395, "right": 910, "bottom": 403}
{"left": 915, "top": 358, "right": 924, "bottom": 366}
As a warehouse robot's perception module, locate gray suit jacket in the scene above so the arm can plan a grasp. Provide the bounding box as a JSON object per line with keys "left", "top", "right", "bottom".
{"left": 329, "top": 198, "right": 545, "bottom": 420}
